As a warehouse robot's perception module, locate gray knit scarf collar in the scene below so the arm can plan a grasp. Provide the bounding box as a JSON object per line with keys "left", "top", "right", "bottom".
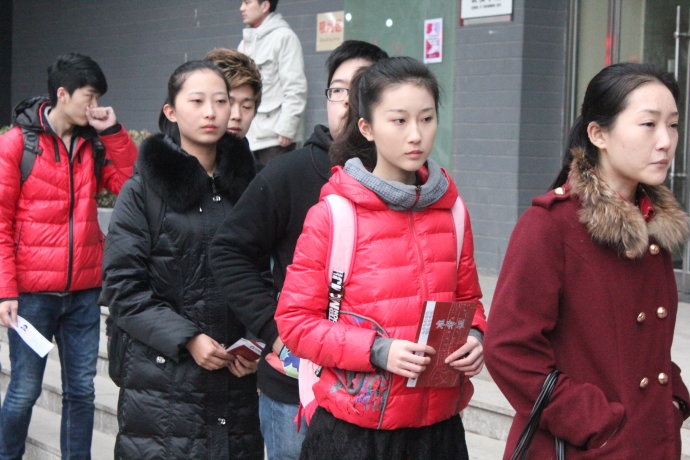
{"left": 343, "top": 157, "right": 449, "bottom": 211}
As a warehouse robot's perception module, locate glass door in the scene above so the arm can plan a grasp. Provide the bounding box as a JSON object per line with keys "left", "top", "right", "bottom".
{"left": 572, "top": 0, "right": 690, "bottom": 296}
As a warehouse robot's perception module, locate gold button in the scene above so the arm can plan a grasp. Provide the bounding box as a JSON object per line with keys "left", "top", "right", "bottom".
{"left": 649, "top": 244, "right": 660, "bottom": 255}
{"left": 639, "top": 377, "right": 649, "bottom": 388}
{"left": 656, "top": 307, "right": 668, "bottom": 319}
{"left": 636, "top": 312, "right": 646, "bottom": 323}
{"left": 554, "top": 187, "right": 564, "bottom": 195}
{"left": 625, "top": 250, "right": 636, "bottom": 259}
{"left": 658, "top": 373, "right": 669, "bottom": 385}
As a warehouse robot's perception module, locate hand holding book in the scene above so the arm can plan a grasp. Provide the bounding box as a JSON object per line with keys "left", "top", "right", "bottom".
{"left": 444, "top": 335, "right": 484, "bottom": 376}
{"left": 227, "top": 353, "right": 260, "bottom": 377}
{"left": 385, "top": 340, "right": 435, "bottom": 380}
{"left": 406, "top": 301, "right": 479, "bottom": 388}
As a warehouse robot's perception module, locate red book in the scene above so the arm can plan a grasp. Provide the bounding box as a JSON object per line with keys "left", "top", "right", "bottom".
{"left": 225, "top": 338, "right": 265, "bottom": 361}
{"left": 406, "top": 301, "right": 478, "bottom": 388}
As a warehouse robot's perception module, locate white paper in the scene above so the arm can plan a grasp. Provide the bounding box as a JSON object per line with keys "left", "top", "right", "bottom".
{"left": 13, "top": 316, "right": 54, "bottom": 357}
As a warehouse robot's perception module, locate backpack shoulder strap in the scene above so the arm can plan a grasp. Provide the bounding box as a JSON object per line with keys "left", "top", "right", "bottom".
{"left": 323, "top": 194, "right": 356, "bottom": 322}
{"left": 91, "top": 136, "right": 106, "bottom": 191}
{"left": 324, "top": 194, "right": 357, "bottom": 284}
{"left": 19, "top": 127, "right": 43, "bottom": 184}
{"left": 451, "top": 196, "right": 466, "bottom": 268}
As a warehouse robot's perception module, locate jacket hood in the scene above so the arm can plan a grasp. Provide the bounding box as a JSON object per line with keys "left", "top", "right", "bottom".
{"left": 322, "top": 158, "right": 458, "bottom": 211}
{"left": 243, "top": 12, "right": 290, "bottom": 40}
{"left": 304, "top": 124, "right": 332, "bottom": 153}
{"left": 13, "top": 96, "right": 50, "bottom": 131}
{"left": 304, "top": 124, "right": 332, "bottom": 182}
{"left": 137, "top": 133, "right": 255, "bottom": 213}
{"left": 568, "top": 147, "right": 689, "bottom": 259}
{"left": 12, "top": 96, "right": 100, "bottom": 141}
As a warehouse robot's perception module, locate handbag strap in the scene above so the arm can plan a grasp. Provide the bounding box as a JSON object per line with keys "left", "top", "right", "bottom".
{"left": 509, "top": 370, "right": 565, "bottom": 460}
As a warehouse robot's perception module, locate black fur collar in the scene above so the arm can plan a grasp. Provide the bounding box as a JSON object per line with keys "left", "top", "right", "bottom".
{"left": 136, "top": 133, "right": 255, "bottom": 213}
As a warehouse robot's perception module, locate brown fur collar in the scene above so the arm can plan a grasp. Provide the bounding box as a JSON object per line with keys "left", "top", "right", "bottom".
{"left": 568, "top": 147, "right": 689, "bottom": 259}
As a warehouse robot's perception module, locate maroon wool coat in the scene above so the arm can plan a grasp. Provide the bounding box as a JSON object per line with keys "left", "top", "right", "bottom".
{"left": 485, "top": 157, "right": 690, "bottom": 459}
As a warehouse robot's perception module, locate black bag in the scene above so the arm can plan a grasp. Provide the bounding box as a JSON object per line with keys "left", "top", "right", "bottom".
{"left": 509, "top": 370, "right": 565, "bottom": 460}
{"left": 105, "top": 314, "right": 127, "bottom": 387}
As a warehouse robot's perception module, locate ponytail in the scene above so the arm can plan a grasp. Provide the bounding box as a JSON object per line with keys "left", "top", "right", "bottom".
{"left": 329, "top": 68, "right": 377, "bottom": 168}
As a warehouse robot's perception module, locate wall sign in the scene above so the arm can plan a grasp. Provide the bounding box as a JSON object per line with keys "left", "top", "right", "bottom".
{"left": 316, "top": 11, "right": 344, "bottom": 52}
{"left": 460, "top": 0, "right": 513, "bottom": 24}
{"left": 424, "top": 18, "right": 443, "bottom": 64}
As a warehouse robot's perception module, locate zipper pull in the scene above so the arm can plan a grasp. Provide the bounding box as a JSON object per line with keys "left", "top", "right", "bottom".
{"left": 211, "top": 178, "right": 221, "bottom": 202}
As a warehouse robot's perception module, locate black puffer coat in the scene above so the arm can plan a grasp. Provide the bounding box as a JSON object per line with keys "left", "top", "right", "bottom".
{"left": 100, "top": 133, "right": 262, "bottom": 459}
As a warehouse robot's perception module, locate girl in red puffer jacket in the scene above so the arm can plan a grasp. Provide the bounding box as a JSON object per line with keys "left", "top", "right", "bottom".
{"left": 275, "top": 57, "right": 487, "bottom": 460}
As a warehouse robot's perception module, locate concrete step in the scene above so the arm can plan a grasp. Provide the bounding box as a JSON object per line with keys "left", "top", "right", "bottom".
{"left": 465, "top": 430, "right": 506, "bottom": 460}
{"left": 8, "top": 398, "right": 115, "bottom": 460}
{"left": 0, "top": 340, "right": 119, "bottom": 437}
{"left": 463, "top": 372, "right": 514, "bottom": 441}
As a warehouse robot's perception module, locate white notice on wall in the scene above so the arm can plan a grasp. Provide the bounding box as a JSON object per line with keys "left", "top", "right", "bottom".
{"left": 461, "top": 0, "right": 513, "bottom": 20}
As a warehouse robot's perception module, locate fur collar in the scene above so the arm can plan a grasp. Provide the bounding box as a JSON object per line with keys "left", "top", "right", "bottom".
{"left": 136, "top": 133, "right": 255, "bottom": 213}
{"left": 568, "top": 147, "right": 689, "bottom": 259}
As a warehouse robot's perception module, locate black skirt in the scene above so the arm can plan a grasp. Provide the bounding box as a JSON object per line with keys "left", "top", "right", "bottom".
{"left": 300, "top": 407, "right": 470, "bottom": 460}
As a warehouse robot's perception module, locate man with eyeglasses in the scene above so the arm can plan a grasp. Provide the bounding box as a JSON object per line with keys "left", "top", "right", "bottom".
{"left": 210, "top": 40, "right": 388, "bottom": 460}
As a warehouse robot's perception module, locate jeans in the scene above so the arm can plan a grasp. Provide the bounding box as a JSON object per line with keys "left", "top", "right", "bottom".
{"left": 259, "top": 392, "right": 307, "bottom": 460}
{"left": 0, "top": 288, "right": 100, "bottom": 460}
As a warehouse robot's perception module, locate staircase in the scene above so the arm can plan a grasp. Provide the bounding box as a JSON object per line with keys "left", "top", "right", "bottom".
{"left": 0, "top": 307, "right": 116, "bottom": 460}
{"left": 0, "top": 275, "right": 687, "bottom": 459}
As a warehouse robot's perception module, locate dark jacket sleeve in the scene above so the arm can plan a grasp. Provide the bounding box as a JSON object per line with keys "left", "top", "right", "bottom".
{"left": 100, "top": 176, "right": 200, "bottom": 361}
{"left": 210, "top": 173, "right": 283, "bottom": 348}
{"left": 484, "top": 206, "right": 625, "bottom": 450}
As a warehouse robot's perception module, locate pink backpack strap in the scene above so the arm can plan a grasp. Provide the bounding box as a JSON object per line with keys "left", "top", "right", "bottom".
{"left": 451, "top": 197, "right": 466, "bottom": 268}
{"left": 324, "top": 194, "right": 357, "bottom": 321}
{"left": 325, "top": 194, "right": 357, "bottom": 284}
{"left": 297, "top": 194, "right": 356, "bottom": 425}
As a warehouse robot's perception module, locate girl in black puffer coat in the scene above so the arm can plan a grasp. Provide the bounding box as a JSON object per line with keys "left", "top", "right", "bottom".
{"left": 100, "top": 60, "right": 262, "bottom": 459}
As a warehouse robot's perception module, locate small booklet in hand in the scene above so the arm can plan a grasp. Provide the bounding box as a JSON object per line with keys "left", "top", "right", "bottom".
{"left": 225, "top": 338, "right": 265, "bottom": 361}
{"left": 406, "top": 301, "right": 478, "bottom": 388}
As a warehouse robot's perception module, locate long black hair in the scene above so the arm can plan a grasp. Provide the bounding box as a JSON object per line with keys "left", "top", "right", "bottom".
{"left": 551, "top": 62, "right": 679, "bottom": 188}
{"left": 329, "top": 56, "right": 440, "bottom": 169}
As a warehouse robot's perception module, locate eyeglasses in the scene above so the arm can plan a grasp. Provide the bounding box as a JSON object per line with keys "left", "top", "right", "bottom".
{"left": 325, "top": 87, "right": 350, "bottom": 102}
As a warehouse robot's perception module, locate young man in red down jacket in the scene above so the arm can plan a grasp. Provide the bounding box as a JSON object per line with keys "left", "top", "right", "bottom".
{"left": 0, "top": 52, "right": 136, "bottom": 459}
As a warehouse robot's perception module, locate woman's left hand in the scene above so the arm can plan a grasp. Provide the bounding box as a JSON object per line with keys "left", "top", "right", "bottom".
{"left": 445, "top": 336, "right": 484, "bottom": 376}
{"left": 227, "top": 354, "right": 260, "bottom": 377}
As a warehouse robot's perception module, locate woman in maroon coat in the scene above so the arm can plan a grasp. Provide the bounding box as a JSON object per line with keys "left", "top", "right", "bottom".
{"left": 485, "top": 63, "right": 690, "bottom": 459}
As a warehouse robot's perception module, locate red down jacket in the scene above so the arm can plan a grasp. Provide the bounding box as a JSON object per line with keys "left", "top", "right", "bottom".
{"left": 276, "top": 165, "right": 486, "bottom": 430}
{"left": 0, "top": 98, "right": 136, "bottom": 299}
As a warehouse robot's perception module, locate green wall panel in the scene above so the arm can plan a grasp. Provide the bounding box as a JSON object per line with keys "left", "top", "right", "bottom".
{"left": 343, "top": 1, "right": 456, "bottom": 168}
